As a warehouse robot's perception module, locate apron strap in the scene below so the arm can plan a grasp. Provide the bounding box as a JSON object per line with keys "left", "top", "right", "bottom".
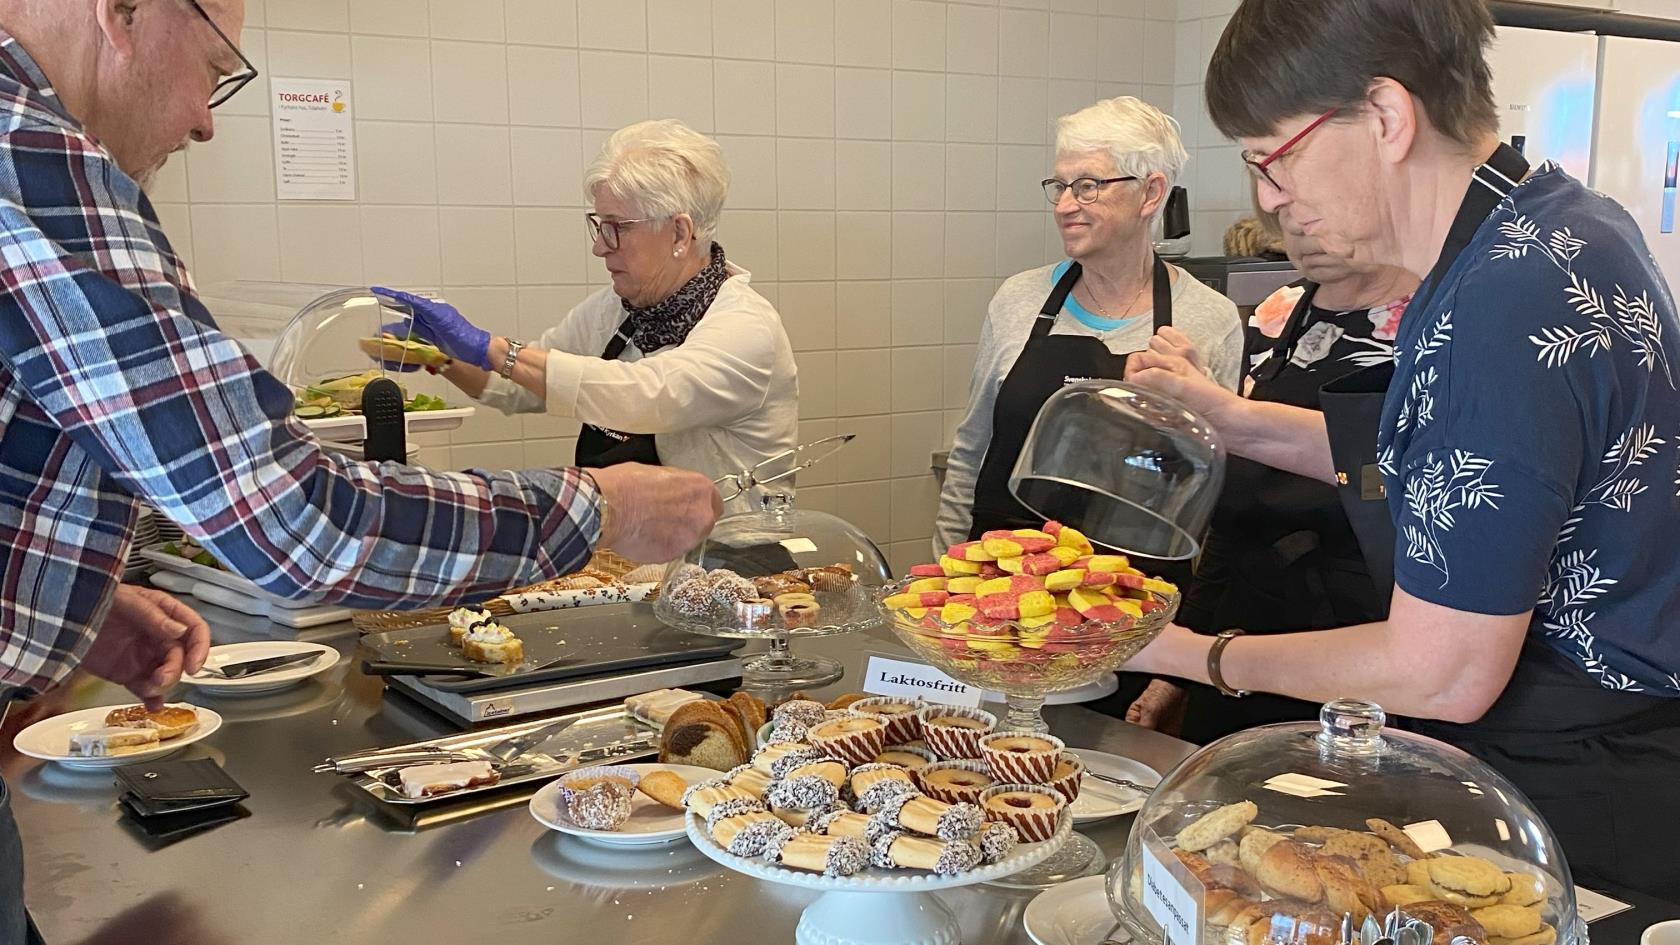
{"left": 1412, "top": 142, "right": 1531, "bottom": 315}
{"left": 1032, "top": 262, "right": 1084, "bottom": 338}
{"left": 1251, "top": 281, "right": 1320, "bottom": 383}
{"left": 601, "top": 315, "right": 635, "bottom": 360}
{"left": 1151, "top": 253, "right": 1173, "bottom": 331}
{"left": 1037, "top": 256, "right": 1173, "bottom": 336}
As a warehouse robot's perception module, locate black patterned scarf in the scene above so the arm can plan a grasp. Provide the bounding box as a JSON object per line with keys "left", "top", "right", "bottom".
{"left": 621, "top": 242, "right": 729, "bottom": 353}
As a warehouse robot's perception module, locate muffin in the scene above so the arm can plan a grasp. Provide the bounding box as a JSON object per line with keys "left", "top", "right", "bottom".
{"left": 979, "top": 732, "right": 1065, "bottom": 784}
{"left": 874, "top": 745, "right": 937, "bottom": 772}
{"left": 915, "top": 759, "right": 995, "bottom": 805}
{"left": 1045, "top": 751, "right": 1085, "bottom": 802}
{"left": 849, "top": 697, "right": 923, "bottom": 745}
{"left": 918, "top": 706, "right": 997, "bottom": 760}
{"left": 806, "top": 714, "right": 888, "bottom": 766}
{"left": 979, "top": 783, "right": 1066, "bottom": 843}
{"left": 558, "top": 764, "right": 641, "bottom": 800}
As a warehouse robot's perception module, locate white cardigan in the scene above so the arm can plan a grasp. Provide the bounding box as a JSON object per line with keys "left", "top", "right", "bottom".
{"left": 477, "top": 263, "right": 799, "bottom": 514}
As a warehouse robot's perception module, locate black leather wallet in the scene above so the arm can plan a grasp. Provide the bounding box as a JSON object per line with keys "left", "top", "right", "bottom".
{"left": 115, "top": 758, "right": 248, "bottom": 817}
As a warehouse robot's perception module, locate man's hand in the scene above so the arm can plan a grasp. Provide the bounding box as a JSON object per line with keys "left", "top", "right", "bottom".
{"left": 82, "top": 586, "right": 211, "bottom": 710}
{"left": 1125, "top": 678, "right": 1187, "bottom": 735}
{"left": 586, "top": 464, "right": 723, "bottom": 563}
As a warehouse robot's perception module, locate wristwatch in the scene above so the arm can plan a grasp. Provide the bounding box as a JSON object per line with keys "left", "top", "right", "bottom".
{"left": 1207, "top": 629, "right": 1249, "bottom": 698}
{"left": 498, "top": 339, "right": 525, "bottom": 379}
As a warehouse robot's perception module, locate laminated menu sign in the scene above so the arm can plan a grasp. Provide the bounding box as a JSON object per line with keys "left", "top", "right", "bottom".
{"left": 1142, "top": 828, "right": 1202, "bottom": 945}
{"left": 271, "top": 77, "right": 355, "bottom": 200}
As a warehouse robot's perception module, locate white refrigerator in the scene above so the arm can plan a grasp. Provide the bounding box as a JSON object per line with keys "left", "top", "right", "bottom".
{"left": 1488, "top": 25, "right": 1601, "bottom": 179}
{"left": 1591, "top": 34, "right": 1680, "bottom": 289}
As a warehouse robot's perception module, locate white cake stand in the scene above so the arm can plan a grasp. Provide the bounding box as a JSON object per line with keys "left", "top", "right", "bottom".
{"left": 685, "top": 812, "right": 1073, "bottom": 945}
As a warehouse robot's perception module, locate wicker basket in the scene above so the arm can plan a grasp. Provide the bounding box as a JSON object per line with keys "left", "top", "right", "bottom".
{"left": 350, "top": 551, "right": 655, "bottom": 634}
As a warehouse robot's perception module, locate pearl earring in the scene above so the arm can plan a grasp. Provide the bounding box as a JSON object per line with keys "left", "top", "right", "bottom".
{"left": 672, "top": 249, "right": 681, "bottom": 258}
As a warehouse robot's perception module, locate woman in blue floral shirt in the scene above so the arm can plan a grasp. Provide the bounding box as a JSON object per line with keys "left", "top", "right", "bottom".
{"left": 1127, "top": 0, "right": 1680, "bottom": 896}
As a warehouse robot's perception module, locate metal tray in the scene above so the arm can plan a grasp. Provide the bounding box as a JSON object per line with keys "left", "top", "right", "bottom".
{"left": 356, "top": 602, "right": 743, "bottom": 691}
{"left": 339, "top": 705, "right": 660, "bottom": 806}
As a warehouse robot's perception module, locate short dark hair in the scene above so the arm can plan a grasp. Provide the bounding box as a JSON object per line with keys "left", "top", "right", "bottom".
{"left": 1205, "top": 0, "right": 1498, "bottom": 148}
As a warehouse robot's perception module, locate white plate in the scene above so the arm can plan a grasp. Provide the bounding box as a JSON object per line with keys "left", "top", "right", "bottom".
{"left": 1070, "top": 749, "right": 1158, "bottom": 824}
{"left": 300, "top": 405, "right": 474, "bottom": 438}
{"left": 686, "top": 809, "right": 1073, "bottom": 891}
{"left": 181, "top": 642, "right": 341, "bottom": 695}
{"left": 983, "top": 673, "right": 1120, "bottom": 706}
{"left": 1024, "top": 875, "right": 1122, "bottom": 945}
{"left": 13, "top": 704, "right": 224, "bottom": 769}
{"left": 528, "top": 763, "right": 717, "bottom": 847}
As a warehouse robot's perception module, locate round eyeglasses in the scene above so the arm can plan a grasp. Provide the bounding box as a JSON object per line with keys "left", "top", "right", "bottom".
{"left": 1041, "top": 176, "right": 1140, "bottom": 205}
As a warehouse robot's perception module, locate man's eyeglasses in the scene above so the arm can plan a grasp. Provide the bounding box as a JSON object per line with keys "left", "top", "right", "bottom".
{"left": 1241, "top": 107, "right": 1340, "bottom": 193}
{"left": 1041, "top": 176, "right": 1140, "bottom": 205}
{"left": 185, "top": 0, "right": 258, "bottom": 108}
{"left": 585, "top": 213, "right": 652, "bottom": 251}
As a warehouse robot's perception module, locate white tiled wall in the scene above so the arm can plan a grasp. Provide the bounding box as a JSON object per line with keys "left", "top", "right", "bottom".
{"left": 1172, "top": 0, "right": 1249, "bottom": 255}
{"left": 158, "top": 0, "right": 1179, "bottom": 572}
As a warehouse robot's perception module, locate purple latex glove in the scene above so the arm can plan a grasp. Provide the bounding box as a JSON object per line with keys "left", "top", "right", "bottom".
{"left": 371, "top": 286, "right": 494, "bottom": 371}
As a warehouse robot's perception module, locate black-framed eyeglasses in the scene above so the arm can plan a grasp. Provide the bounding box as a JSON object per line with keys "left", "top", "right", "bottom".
{"left": 585, "top": 213, "right": 652, "bottom": 251}
{"left": 1241, "top": 107, "right": 1339, "bottom": 193}
{"left": 1041, "top": 176, "right": 1139, "bottom": 205}
{"left": 184, "top": 0, "right": 258, "bottom": 108}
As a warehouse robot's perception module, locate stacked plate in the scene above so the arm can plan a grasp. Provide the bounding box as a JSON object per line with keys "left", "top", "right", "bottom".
{"left": 123, "top": 508, "right": 161, "bottom": 581}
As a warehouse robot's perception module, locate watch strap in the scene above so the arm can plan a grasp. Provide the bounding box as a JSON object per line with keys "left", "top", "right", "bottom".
{"left": 498, "top": 339, "right": 525, "bottom": 379}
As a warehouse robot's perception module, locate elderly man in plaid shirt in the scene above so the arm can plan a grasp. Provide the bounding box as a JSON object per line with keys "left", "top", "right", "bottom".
{"left": 0, "top": 2, "right": 724, "bottom": 939}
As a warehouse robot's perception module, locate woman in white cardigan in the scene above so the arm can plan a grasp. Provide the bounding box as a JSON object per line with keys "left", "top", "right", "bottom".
{"left": 375, "top": 120, "right": 798, "bottom": 513}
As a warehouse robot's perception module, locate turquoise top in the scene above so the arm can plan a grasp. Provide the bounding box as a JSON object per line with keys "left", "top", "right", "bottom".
{"left": 1050, "top": 258, "right": 1152, "bottom": 332}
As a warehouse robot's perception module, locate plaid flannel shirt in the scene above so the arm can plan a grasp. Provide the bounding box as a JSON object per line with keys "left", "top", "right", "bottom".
{"left": 0, "top": 35, "right": 602, "bottom": 696}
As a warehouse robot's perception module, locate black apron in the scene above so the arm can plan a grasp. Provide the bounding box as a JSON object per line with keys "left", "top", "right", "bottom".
{"left": 573, "top": 316, "right": 662, "bottom": 468}
{"left": 1171, "top": 284, "right": 1392, "bottom": 742}
{"left": 1322, "top": 142, "right": 1680, "bottom": 899}
{"left": 968, "top": 255, "right": 1172, "bottom": 537}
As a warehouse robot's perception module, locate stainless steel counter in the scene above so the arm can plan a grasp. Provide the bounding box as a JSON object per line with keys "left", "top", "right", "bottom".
{"left": 3, "top": 613, "right": 1197, "bottom": 945}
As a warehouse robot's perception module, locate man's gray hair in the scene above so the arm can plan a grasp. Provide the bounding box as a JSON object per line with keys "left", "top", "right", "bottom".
{"left": 584, "top": 119, "right": 730, "bottom": 243}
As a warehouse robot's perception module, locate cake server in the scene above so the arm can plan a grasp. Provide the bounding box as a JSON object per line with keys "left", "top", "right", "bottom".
{"left": 198, "top": 651, "right": 323, "bottom": 679}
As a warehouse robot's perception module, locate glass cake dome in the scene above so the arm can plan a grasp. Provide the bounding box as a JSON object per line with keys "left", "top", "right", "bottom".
{"left": 1011, "top": 380, "right": 1224, "bottom": 561}
{"left": 654, "top": 492, "right": 892, "bottom": 690}
{"left": 1109, "top": 700, "right": 1580, "bottom": 945}
{"left": 271, "top": 287, "right": 412, "bottom": 397}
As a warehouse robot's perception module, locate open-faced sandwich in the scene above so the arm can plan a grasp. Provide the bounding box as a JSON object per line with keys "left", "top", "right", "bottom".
{"left": 357, "top": 332, "right": 451, "bottom": 368}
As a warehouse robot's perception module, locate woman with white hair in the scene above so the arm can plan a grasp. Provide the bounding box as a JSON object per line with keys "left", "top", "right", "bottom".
{"left": 933, "top": 96, "right": 1243, "bottom": 551}
{"left": 375, "top": 119, "right": 797, "bottom": 512}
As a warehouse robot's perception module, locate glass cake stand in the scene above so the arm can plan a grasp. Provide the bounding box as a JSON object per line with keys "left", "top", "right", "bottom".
{"left": 654, "top": 489, "right": 891, "bottom": 694}
{"left": 879, "top": 577, "right": 1179, "bottom": 888}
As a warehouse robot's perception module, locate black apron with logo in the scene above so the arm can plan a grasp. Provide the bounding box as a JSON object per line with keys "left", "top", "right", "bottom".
{"left": 1173, "top": 283, "right": 1391, "bottom": 742}
{"left": 1322, "top": 143, "right": 1680, "bottom": 898}
{"left": 573, "top": 316, "right": 662, "bottom": 468}
{"left": 967, "top": 255, "right": 1172, "bottom": 539}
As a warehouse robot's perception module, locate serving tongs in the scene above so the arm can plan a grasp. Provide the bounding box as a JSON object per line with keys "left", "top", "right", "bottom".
{"left": 1338, "top": 908, "right": 1440, "bottom": 945}
{"left": 314, "top": 716, "right": 579, "bottom": 775}
{"left": 712, "top": 433, "right": 854, "bottom": 501}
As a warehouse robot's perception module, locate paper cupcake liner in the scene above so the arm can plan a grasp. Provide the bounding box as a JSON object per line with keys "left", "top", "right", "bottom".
{"left": 558, "top": 764, "right": 641, "bottom": 802}
{"left": 806, "top": 713, "right": 888, "bottom": 767}
{"left": 849, "top": 697, "right": 924, "bottom": 745}
{"left": 914, "top": 759, "right": 995, "bottom": 805}
{"left": 979, "top": 731, "right": 1066, "bottom": 784}
{"left": 1045, "top": 751, "right": 1084, "bottom": 803}
{"left": 917, "top": 705, "right": 997, "bottom": 760}
{"left": 874, "top": 744, "right": 937, "bottom": 772}
{"left": 979, "top": 783, "right": 1065, "bottom": 843}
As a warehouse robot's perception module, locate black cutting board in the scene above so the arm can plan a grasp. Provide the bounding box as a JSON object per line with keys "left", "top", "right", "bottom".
{"left": 356, "top": 602, "right": 742, "bottom": 693}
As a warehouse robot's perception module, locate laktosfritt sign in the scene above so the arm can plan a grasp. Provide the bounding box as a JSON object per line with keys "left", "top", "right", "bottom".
{"left": 862, "top": 655, "right": 983, "bottom": 707}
